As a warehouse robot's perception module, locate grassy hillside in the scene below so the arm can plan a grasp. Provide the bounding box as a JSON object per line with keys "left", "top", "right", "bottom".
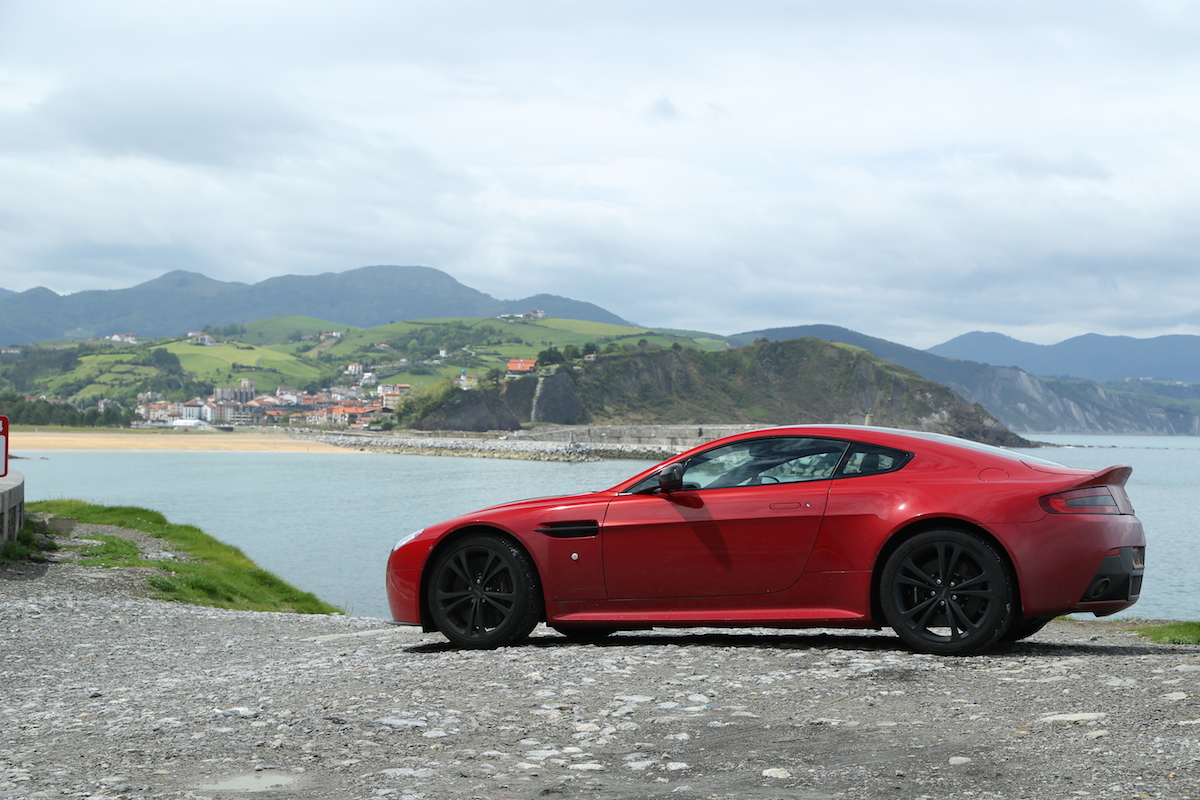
{"left": 162, "top": 340, "right": 327, "bottom": 393}
{"left": 240, "top": 316, "right": 348, "bottom": 345}
{"left": 1, "top": 338, "right": 333, "bottom": 405}
{"left": 28, "top": 500, "right": 340, "bottom": 613}
{"left": 0, "top": 316, "right": 727, "bottom": 403}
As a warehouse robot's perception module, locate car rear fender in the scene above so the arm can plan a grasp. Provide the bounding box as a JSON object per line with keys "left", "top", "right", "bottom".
{"left": 869, "top": 517, "right": 1022, "bottom": 627}
{"left": 418, "top": 525, "right": 545, "bottom": 632}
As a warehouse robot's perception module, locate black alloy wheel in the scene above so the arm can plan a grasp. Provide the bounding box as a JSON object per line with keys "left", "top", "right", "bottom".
{"left": 881, "top": 530, "right": 1013, "bottom": 656}
{"left": 426, "top": 534, "right": 542, "bottom": 649}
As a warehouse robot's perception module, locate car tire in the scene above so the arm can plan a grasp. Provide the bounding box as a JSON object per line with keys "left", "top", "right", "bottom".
{"left": 551, "top": 626, "right": 615, "bottom": 643}
{"left": 881, "top": 530, "right": 1014, "bottom": 656}
{"left": 426, "top": 534, "right": 542, "bottom": 649}
{"left": 1000, "top": 615, "right": 1054, "bottom": 642}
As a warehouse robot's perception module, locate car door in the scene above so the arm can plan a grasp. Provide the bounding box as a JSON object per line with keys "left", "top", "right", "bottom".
{"left": 601, "top": 436, "right": 848, "bottom": 599}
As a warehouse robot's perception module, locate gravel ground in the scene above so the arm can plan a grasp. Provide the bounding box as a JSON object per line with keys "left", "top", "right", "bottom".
{"left": 3, "top": 523, "right": 1200, "bottom": 800}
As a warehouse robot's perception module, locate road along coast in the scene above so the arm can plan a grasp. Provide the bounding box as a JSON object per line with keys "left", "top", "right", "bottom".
{"left": 3, "top": 522, "right": 1199, "bottom": 799}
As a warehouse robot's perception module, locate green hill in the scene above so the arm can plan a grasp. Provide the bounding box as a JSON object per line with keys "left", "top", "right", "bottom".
{"left": 417, "top": 338, "right": 1025, "bottom": 446}
{"left": 0, "top": 316, "right": 719, "bottom": 404}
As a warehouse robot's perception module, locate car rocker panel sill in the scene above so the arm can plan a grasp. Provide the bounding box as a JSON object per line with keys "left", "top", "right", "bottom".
{"left": 547, "top": 606, "right": 869, "bottom": 625}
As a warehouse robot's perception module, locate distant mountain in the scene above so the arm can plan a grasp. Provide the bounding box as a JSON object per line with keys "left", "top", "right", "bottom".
{"left": 731, "top": 324, "right": 1200, "bottom": 435}
{"left": 0, "top": 265, "right": 637, "bottom": 345}
{"left": 0, "top": 287, "right": 13, "bottom": 300}
{"left": 928, "top": 331, "right": 1200, "bottom": 383}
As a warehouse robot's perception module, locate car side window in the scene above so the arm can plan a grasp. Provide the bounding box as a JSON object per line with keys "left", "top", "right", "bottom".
{"left": 838, "top": 444, "right": 911, "bottom": 477}
{"left": 682, "top": 437, "right": 850, "bottom": 489}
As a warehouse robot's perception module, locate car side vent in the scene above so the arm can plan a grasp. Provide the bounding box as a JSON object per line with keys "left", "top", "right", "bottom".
{"left": 535, "top": 520, "right": 600, "bottom": 538}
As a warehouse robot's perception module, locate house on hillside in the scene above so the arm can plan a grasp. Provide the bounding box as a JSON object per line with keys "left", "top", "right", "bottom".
{"left": 507, "top": 358, "right": 537, "bottom": 377}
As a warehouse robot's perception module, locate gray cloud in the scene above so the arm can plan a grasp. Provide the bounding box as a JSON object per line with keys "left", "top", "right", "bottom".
{"left": 1, "top": 1, "right": 1199, "bottom": 348}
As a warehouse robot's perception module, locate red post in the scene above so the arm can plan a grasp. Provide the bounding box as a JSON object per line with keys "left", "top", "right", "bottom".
{"left": 0, "top": 416, "right": 7, "bottom": 478}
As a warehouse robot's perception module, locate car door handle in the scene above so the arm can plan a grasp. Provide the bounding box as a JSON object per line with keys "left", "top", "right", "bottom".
{"left": 770, "top": 502, "right": 810, "bottom": 509}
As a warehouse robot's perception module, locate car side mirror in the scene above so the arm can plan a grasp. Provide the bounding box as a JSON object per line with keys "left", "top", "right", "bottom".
{"left": 658, "top": 462, "right": 685, "bottom": 493}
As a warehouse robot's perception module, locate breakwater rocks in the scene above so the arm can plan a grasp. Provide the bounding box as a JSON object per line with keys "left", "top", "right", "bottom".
{"left": 4, "top": 525, "right": 1200, "bottom": 799}
{"left": 292, "top": 433, "right": 681, "bottom": 462}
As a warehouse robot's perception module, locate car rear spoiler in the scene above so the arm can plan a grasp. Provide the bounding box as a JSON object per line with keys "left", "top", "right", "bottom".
{"left": 1080, "top": 465, "right": 1132, "bottom": 489}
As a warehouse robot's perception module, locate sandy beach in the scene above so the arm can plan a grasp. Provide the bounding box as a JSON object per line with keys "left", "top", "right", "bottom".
{"left": 7, "top": 427, "right": 351, "bottom": 453}
{"left": 6, "top": 428, "right": 677, "bottom": 461}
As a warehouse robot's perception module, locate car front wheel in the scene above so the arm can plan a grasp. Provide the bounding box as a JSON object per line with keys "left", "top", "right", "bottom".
{"left": 426, "top": 534, "right": 542, "bottom": 649}
{"left": 881, "top": 530, "right": 1013, "bottom": 656}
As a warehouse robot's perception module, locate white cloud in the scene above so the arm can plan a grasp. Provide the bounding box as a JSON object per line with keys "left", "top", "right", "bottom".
{"left": 0, "top": 1, "right": 1198, "bottom": 347}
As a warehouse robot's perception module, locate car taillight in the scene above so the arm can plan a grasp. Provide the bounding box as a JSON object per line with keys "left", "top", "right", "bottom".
{"left": 1040, "top": 487, "right": 1122, "bottom": 515}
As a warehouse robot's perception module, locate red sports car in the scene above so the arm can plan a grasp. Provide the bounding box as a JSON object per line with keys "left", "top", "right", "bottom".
{"left": 386, "top": 425, "right": 1145, "bottom": 655}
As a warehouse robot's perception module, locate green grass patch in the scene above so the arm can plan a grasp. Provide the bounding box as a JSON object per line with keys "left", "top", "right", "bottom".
{"left": 71, "top": 533, "right": 143, "bottom": 566}
{"left": 28, "top": 500, "right": 341, "bottom": 615}
{"left": 241, "top": 316, "right": 346, "bottom": 345}
{"left": 162, "top": 341, "right": 326, "bottom": 393}
{"left": 0, "top": 522, "right": 59, "bottom": 565}
{"left": 1134, "top": 621, "right": 1200, "bottom": 645}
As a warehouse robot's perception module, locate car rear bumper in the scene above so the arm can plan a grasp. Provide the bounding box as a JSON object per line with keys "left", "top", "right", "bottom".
{"left": 999, "top": 514, "right": 1145, "bottom": 618}
{"left": 1070, "top": 545, "right": 1145, "bottom": 617}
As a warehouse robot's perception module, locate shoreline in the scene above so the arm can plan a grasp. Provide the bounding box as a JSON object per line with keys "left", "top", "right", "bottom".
{"left": 8, "top": 428, "right": 353, "bottom": 454}
{"left": 291, "top": 432, "right": 678, "bottom": 462}
{"left": 7, "top": 427, "right": 679, "bottom": 461}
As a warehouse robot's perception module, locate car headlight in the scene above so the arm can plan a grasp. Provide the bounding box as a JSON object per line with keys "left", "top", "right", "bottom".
{"left": 392, "top": 529, "right": 423, "bottom": 551}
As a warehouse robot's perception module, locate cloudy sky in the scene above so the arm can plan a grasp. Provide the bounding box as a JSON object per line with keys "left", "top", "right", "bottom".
{"left": 1, "top": 1, "right": 1197, "bottom": 348}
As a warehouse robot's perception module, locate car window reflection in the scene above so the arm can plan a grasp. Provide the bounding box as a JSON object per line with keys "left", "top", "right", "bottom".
{"left": 837, "top": 445, "right": 910, "bottom": 477}
{"left": 682, "top": 438, "right": 850, "bottom": 489}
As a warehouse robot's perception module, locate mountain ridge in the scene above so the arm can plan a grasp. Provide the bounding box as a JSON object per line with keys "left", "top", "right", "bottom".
{"left": 0, "top": 265, "right": 637, "bottom": 344}
{"left": 928, "top": 330, "right": 1200, "bottom": 383}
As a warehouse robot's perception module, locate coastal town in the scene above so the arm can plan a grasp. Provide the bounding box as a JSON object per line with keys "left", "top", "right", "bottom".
{"left": 133, "top": 353, "right": 541, "bottom": 429}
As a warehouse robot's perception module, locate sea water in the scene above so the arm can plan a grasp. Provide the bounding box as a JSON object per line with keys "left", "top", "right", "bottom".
{"left": 15, "top": 449, "right": 643, "bottom": 618}
{"left": 14, "top": 434, "right": 1197, "bottom": 621}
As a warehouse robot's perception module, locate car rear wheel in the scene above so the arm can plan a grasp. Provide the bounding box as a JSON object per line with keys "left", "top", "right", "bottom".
{"left": 427, "top": 534, "right": 542, "bottom": 649}
{"left": 881, "top": 530, "right": 1013, "bottom": 656}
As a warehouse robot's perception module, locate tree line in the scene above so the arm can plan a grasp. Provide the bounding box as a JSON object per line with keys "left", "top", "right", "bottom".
{"left": 0, "top": 393, "right": 135, "bottom": 427}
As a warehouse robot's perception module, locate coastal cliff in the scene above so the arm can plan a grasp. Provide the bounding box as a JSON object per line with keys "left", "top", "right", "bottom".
{"left": 488, "top": 339, "right": 1026, "bottom": 447}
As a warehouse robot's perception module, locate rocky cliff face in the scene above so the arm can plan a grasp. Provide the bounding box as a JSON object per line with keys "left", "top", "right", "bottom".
{"left": 956, "top": 367, "right": 1200, "bottom": 435}
{"left": 412, "top": 389, "right": 524, "bottom": 432}
{"left": 498, "top": 341, "right": 1026, "bottom": 446}
{"left": 503, "top": 370, "right": 591, "bottom": 425}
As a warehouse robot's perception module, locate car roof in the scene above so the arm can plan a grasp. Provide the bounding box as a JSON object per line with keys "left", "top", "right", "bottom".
{"left": 767, "top": 425, "right": 1068, "bottom": 465}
